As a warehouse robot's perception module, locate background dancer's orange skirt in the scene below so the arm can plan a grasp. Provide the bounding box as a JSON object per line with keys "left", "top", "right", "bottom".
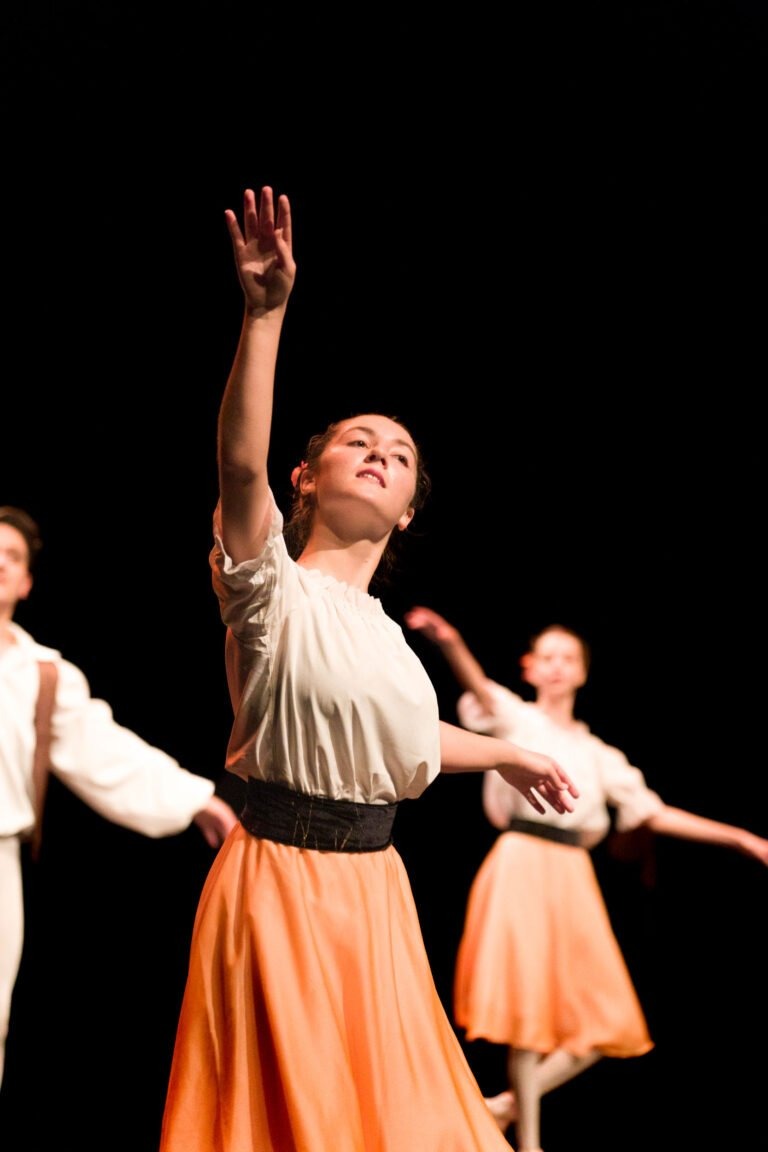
{"left": 160, "top": 823, "right": 511, "bottom": 1152}
{"left": 454, "top": 831, "right": 654, "bottom": 1057}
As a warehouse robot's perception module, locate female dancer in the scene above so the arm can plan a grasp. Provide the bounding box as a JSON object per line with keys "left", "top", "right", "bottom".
{"left": 405, "top": 605, "right": 768, "bottom": 1152}
{"left": 158, "top": 186, "right": 579, "bottom": 1152}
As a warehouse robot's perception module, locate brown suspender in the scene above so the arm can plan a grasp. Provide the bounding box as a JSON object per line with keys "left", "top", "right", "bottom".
{"left": 30, "top": 660, "right": 58, "bottom": 860}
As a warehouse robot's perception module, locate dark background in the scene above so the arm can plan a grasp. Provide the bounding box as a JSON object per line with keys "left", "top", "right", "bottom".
{"left": 1, "top": 4, "right": 766, "bottom": 1149}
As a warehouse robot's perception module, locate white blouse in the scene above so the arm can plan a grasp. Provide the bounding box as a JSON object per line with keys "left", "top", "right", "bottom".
{"left": 0, "top": 623, "right": 214, "bottom": 840}
{"left": 458, "top": 680, "right": 664, "bottom": 846}
{"left": 210, "top": 491, "right": 441, "bottom": 804}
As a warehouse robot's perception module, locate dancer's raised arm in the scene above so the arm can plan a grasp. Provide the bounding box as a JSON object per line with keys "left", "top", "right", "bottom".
{"left": 219, "top": 186, "right": 296, "bottom": 564}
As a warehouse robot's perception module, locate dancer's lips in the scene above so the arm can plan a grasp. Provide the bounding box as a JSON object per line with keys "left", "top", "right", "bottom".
{"left": 357, "top": 468, "right": 385, "bottom": 487}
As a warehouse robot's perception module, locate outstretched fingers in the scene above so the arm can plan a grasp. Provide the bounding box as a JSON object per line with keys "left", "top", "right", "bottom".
{"left": 224, "top": 205, "right": 245, "bottom": 250}
{"left": 225, "top": 187, "right": 277, "bottom": 247}
{"left": 537, "top": 766, "right": 579, "bottom": 814}
{"left": 276, "top": 193, "right": 292, "bottom": 248}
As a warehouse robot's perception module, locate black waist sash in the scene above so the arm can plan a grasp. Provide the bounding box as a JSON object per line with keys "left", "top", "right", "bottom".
{"left": 508, "top": 816, "right": 583, "bottom": 847}
{"left": 241, "top": 777, "right": 399, "bottom": 853}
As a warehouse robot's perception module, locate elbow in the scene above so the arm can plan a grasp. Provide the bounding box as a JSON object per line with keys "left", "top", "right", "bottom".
{"left": 219, "top": 458, "right": 259, "bottom": 487}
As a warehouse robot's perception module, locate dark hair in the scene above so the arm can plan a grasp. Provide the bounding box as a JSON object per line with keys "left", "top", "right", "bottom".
{"left": 283, "top": 414, "right": 432, "bottom": 588}
{"left": 0, "top": 506, "right": 43, "bottom": 571}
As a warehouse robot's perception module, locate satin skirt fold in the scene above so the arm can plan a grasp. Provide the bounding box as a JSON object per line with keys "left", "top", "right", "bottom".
{"left": 160, "top": 824, "right": 510, "bottom": 1152}
{"left": 454, "top": 831, "right": 654, "bottom": 1059}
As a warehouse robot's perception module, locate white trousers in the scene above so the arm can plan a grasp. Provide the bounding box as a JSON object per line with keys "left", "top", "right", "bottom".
{"left": 0, "top": 836, "right": 24, "bottom": 1090}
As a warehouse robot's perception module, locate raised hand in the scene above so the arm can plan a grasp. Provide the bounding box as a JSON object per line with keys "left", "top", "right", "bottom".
{"left": 404, "top": 606, "right": 458, "bottom": 645}
{"left": 224, "top": 186, "right": 296, "bottom": 314}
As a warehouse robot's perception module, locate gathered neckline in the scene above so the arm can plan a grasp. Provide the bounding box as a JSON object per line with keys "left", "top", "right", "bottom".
{"left": 297, "top": 563, "right": 384, "bottom": 615}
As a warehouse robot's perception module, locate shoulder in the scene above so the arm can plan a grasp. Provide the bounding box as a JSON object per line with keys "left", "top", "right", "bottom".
{"left": 9, "top": 621, "right": 62, "bottom": 664}
{"left": 211, "top": 490, "right": 285, "bottom": 567}
{"left": 588, "top": 730, "right": 637, "bottom": 774}
{"left": 487, "top": 681, "right": 534, "bottom": 716}
{"left": 8, "top": 625, "right": 90, "bottom": 701}
{"left": 211, "top": 491, "right": 288, "bottom": 584}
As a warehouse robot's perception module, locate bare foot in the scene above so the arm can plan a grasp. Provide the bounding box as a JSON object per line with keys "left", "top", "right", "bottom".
{"left": 484, "top": 1089, "right": 517, "bottom": 1132}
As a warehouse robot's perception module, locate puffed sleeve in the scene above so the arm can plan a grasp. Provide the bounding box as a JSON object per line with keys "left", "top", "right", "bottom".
{"left": 209, "top": 490, "right": 285, "bottom": 642}
{"left": 456, "top": 680, "right": 524, "bottom": 741}
{"left": 49, "top": 659, "right": 214, "bottom": 837}
{"left": 598, "top": 742, "right": 664, "bottom": 831}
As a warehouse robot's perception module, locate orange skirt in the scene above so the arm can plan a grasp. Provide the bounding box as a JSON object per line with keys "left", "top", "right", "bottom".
{"left": 454, "top": 831, "right": 654, "bottom": 1058}
{"left": 160, "top": 823, "right": 511, "bottom": 1152}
